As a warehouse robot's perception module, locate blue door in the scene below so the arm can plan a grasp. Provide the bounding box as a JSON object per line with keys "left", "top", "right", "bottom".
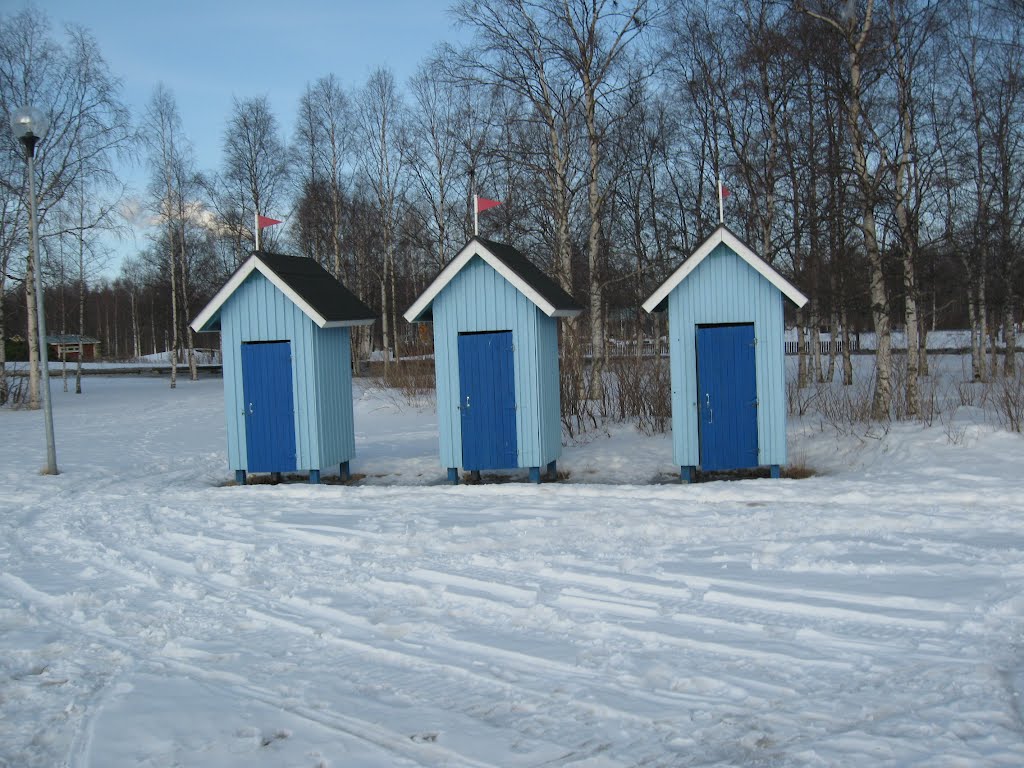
{"left": 696, "top": 324, "right": 758, "bottom": 471}
{"left": 458, "top": 331, "right": 518, "bottom": 470}
{"left": 240, "top": 341, "right": 297, "bottom": 472}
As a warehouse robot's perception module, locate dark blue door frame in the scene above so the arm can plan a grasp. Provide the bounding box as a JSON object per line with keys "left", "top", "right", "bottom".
{"left": 458, "top": 331, "right": 517, "bottom": 470}
{"left": 240, "top": 341, "right": 297, "bottom": 473}
{"left": 696, "top": 324, "right": 759, "bottom": 471}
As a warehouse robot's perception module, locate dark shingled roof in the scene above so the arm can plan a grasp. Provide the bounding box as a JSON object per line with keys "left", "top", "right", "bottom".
{"left": 254, "top": 251, "right": 376, "bottom": 323}
{"left": 471, "top": 237, "right": 582, "bottom": 313}
{"left": 404, "top": 236, "right": 583, "bottom": 323}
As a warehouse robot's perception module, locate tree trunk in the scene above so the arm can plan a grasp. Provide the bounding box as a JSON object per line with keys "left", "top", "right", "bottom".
{"left": 979, "top": 276, "right": 989, "bottom": 381}
{"left": 389, "top": 246, "right": 400, "bottom": 363}
{"left": 968, "top": 282, "right": 982, "bottom": 380}
{"left": 178, "top": 228, "right": 198, "bottom": 381}
{"left": 827, "top": 311, "right": 838, "bottom": 384}
{"left": 332, "top": 181, "right": 343, "bottom": 279}
{"left": 150, "top": 297, "right": 158, "bottom": 356}
{"left": 130, "top": 290, "right": 140, "bottom": 360}
{"left": 863, "top": 208, "right": 892, "bottom": 420}
{"left": 0, "top": 287, "right": 7, "bottom": 405}
{"left": 989, "top": 311, "right": 998, "bottom": 380}
{"left": 797, "top": 313, "right": 809, "bottom": 389}
{"left": 811, "top": 312, "right": 824, "bottom": 384}
{"left": 76, "top": 276, "right": 84, "bottom": 394}
{"left": 804, "top": 0, "right": 890, "bottom": 416}
{"left": 168, "top": 228, "right": 179, "bottom": 389}
{"left": 584, "top": 77, "right": 606, "bottom": 402}
{"left": 903, "top": 265, "right": 920, "bottom": 418}
{"left": 61, "top": 327, "right": 68, "bottom": 393}
{"left": 380, "top": 276, "right": 390, "bottom": 373}
{"left": 841, "top": 307, "right": 854, "bottom": 386}
{"left": 75, "top": 205, "right": 85, "bottom": 394}
{"left": 919, "top": 299, "right": 930, "bottom": 377}
{"left": 1005, "top": 299, "right": 1017, "bottom": 375}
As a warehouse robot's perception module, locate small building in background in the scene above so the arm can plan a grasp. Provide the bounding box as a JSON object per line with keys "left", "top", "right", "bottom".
{"left": 191, "top": 252, "right": 375, "bottom": 485}
{"left": 405, "top": 237, "right": 582, "bottom": 483}
{"left": 643, "top": 225, "right": 808, "bottom": 481}
{"left": 47, "top": 334, "right": 101, "bottom": 361}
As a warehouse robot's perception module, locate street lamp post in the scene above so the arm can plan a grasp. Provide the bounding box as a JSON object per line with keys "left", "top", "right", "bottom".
{"left": 11, "top": 105, "right": 58, "bottom": 475}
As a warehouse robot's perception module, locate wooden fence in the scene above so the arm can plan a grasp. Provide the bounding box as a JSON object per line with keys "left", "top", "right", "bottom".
{"left": 783, "top": 339, "right": 860, "bottom": 356}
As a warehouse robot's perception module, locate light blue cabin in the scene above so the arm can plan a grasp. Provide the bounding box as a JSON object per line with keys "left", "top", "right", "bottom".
{"left": 404, "top": 237, "right": 582, "bottom": 484}
{"left": 643, "top": 226, "right": 808, "bottom": 482}
{"left": 191, "top": 252, "right": 376, "bottom": 484}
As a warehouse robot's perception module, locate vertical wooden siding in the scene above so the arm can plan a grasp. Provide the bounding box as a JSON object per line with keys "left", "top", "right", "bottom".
{"left": 432, "top": 256, "right": 561, "bottom": 469}
{"left": 220, "top": 272, "right": 323, "bottom": 471}
{"left": 313, "top": 326, "right": 357, "bottom": 467}
{"left": 535, "top": 315, "right": 563, "bottom": 464}
{"left": 667, "top": 244, "right": 787, "bottom": 468}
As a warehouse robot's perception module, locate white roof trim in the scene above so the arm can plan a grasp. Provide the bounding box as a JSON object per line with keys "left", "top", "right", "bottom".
{"left": 191, "top": 254, "right": 330, "bottom": 332}
{"left": 642, "top": 227, "right": 809, "bottom": 313}
{"left": 404, "top": 240, "right": 562, "bottom": 322}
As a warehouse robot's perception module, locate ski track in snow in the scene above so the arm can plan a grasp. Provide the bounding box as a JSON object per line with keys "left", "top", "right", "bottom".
{"left": 1, "top": 370, "right": 1024, "bottom": 767}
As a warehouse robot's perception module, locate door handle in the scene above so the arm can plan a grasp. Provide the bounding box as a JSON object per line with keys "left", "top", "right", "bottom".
{"left": 465, "top": 395, "right": 471, "bottom": 409}
{"left": 705, "top": 393, "right": 712, "bottom": 424}
{"left": 248, "top": 402, "right": 254, "bottom": 415}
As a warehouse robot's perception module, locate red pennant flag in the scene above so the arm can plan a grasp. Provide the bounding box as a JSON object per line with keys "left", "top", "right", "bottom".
{"left": 721, "top": 185, "right": 731, "bottom": 198}
{"left": 257, "top": 215, "right": 283, "bottom": 228}
{"left": 476, "top": 197, "right": 501, "bottom": 213}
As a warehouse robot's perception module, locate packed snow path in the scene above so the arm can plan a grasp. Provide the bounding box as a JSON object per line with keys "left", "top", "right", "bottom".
{"left": 2, "top": 375, "right": 1024, "bottom": 766}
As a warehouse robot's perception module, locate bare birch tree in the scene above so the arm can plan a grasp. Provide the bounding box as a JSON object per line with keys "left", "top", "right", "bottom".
{"left": 143, "top": 85, "right": 193, "bottom": 387}
{"left": 294, "top": 75, "right": 353, "bottom": 279}
{"left": 357, "top": 68, "right": 407, "bottom": 368}
{"left": 405, "top": 56, "right": 470, "bottom": 272}
{"left": 221, "top": 95, "right": 290, "bottom": 257}
{"left": 802, "top": 0, "right": 896, "bottom": 420}
{"left": 0, "top": 10, "right": 131, "bottom": 406}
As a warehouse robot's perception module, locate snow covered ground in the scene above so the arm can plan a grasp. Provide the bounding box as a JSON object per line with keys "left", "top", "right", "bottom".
{"left": 2, "top": 364, "right": 1024, "bottom": 767}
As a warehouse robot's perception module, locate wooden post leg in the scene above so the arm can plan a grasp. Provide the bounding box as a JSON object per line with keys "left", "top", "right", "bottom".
{"left": 447, "top": 467, "right": 459, "bottom": 485}
{"left": 770, "top": 465, "right": 781, "bottom": 479}
{"left": 309, "top": 469, "right": 320, "bottom": 484}
{"left": 470, "top": 470, "right": 481, "bottom": 483}
{"left": 546, "top": 460, "right": 557, "bottom": 481}
{"left": 529, "top": 466, "right": 541, "bottom": 483}
{"left": 680, "top": 466, "right": 695, "bottom": 484}
{"left": 340, "top": 461, "right": 350, "bottom": 482}
{"left": 235, "top": 470, "right": 247, "bottom": 485}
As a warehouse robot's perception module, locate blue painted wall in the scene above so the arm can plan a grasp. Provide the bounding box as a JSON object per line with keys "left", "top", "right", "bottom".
{"left": 431, "top": 256, "right": 562, "bottom": 470}
{"left": 218, "top": 271, "right": 356, "bottom": 472}
{"left": 314, "top": 326, "right": 356, "bottom": 469}
{"left": 666, "top": 244, "right": 787, "bottom": 468}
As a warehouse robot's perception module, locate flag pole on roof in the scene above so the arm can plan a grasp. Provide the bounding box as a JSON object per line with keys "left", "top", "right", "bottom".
{"left": 717, "top": 178, "right": 730, "bottom": 226}
{"left": 474, "top": 194, "right": 501, "bottom": 237}
{"left": 254, "top": 213, "right": 283, "bottom": 251}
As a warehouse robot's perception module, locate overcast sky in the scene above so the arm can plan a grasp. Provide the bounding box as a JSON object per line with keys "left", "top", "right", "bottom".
{"left": 27, "top": 0, "right": 466, "bottom": 269}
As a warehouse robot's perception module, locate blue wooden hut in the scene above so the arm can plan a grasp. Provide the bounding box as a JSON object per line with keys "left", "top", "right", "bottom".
{"left": 404, "top": 237, "right": 582, "bottom": 484}
{"left": 642, "top": 226, "right": 808, "bottom": 482}
{"left": 191, "top": 252, "right": 376, "bottom": 485}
